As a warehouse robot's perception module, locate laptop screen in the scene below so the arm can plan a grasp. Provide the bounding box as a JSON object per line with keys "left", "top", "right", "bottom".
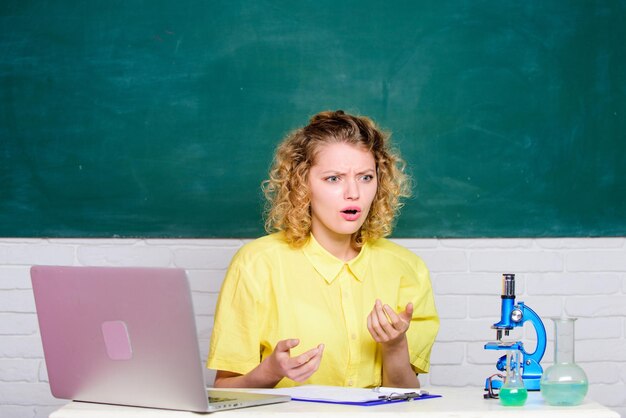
{"left": 31, "top": 266, "right": 212, "bottom": 411}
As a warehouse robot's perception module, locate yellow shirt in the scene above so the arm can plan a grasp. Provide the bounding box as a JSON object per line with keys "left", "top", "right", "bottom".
{"left": 207, "top": 233, "right": 439, "bottom": 388}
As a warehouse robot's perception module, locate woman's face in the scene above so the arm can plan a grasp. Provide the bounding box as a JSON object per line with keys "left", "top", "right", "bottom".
{"left": 307, "top": 142, "right": 378, "bottom": 243}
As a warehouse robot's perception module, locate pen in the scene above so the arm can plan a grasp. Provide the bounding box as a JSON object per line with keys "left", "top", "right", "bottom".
{"left": 377, "top": 391, "right": 427, "bottom": 401}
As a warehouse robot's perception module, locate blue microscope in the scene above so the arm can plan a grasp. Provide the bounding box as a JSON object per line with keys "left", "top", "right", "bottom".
{"left": 484, "top": 273, "right": 547, "bottom": 392}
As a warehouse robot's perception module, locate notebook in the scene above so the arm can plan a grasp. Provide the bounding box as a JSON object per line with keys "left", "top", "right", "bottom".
{"left": 30, "top": 265, "right": 290, "bottom": 413}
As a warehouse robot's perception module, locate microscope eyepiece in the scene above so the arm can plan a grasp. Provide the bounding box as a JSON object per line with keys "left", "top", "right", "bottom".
{"left": 502, "top": 273, "right": 516, "bottom": 298}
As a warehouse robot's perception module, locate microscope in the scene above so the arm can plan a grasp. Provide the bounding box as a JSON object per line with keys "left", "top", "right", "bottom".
{"left": 484, "top": 273, "right": 547, "bottom": 391}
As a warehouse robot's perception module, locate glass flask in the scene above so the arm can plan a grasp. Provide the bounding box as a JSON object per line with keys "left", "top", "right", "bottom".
{"left": 499, "top": 350, "right": 528, "bottom": 406}
{"left": 540, "top": 317, "right": 588, "bottom": 406}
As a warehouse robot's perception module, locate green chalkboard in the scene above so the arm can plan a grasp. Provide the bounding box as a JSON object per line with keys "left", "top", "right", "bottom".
{"left": 1, "top": 1, "right": 625, "bottom": 238}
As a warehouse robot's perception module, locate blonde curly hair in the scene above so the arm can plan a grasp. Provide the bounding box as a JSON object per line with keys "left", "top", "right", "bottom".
{"left": 262, "top": 110, "right": 411, "bottom": 248}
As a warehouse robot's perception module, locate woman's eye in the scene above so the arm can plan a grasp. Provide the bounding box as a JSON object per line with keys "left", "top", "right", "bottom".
{"left": 325, "top": 176, "right": 340, "bottom": 183}
{"left": 360, "top": 174, "right": 374, "bottom": 182}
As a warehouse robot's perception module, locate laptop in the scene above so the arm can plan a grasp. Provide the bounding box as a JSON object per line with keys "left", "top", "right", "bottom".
{"left": 30, "top": 265, "right": 290, "bottom": 413}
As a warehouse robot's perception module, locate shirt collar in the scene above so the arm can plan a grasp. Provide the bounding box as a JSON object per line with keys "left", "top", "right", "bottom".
{"left": 302, "top": 234, "right": 370, "bottom": 284}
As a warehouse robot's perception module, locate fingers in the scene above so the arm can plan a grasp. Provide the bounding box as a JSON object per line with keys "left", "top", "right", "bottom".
{"left": 271, "top": 339, "right": 324, "bottom": 383}
{"left": 367, "top": 300, "right": 388, "bottom": 342}
{"left": 403, "top": 302, "right": 414, "bottom": 320}
{"left": 275, "top": 338, "right": 300, "bottom": 353}
{"left": 286, "top": 344, "right": 324, "bottom": 382}
{"left": 367, "top": 299, "right": 413, "bottom": 343}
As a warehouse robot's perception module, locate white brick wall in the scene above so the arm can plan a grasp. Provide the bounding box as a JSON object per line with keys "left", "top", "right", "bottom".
{"left": 0, "top": 237, "right": 624, "bottom": 418}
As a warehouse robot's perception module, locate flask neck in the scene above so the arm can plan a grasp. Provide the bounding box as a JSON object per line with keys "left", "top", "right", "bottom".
{"left": 553, "top": 318, "right": 576, "bottom": 364}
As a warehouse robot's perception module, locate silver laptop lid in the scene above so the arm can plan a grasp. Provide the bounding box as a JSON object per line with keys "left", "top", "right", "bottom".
{"left": 31, "top": 265, "right": 212, "bottom": 412}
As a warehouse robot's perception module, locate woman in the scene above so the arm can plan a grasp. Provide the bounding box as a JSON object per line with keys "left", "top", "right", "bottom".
{"left": 208, "top": 110, "right": 439, "bottom": 389}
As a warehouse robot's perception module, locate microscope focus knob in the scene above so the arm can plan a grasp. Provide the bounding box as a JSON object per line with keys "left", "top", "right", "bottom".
{"left": 511, "top": 308, "right": 523, "bottom": 323}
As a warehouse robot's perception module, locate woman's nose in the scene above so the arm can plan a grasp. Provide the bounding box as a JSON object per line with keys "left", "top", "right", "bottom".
{"left": 344, "top": 179, "right": 359, "bottom": 200}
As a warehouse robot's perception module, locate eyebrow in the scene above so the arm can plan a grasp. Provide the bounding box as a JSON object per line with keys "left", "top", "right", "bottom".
{"left": 317, "top": 168, "right": 376, "bottom": 175}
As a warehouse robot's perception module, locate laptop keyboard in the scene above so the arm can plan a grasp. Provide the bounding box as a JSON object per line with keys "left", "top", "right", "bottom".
{"left": 208, "top": 395, "right": 237, "bottom": 403}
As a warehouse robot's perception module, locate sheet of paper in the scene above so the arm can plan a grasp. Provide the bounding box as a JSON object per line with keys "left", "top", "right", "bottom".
{"left": 250, "top": 385, "right": 423, "bottom": 402}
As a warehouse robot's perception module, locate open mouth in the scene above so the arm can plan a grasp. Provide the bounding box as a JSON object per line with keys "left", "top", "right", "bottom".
{"left": 340, "top": 207, "right": 361, "bottom": 220}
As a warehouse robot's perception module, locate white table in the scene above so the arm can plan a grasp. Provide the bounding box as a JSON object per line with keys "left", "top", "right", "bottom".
{"left": 50, "top": 387, "right": 619, "bottom": 418}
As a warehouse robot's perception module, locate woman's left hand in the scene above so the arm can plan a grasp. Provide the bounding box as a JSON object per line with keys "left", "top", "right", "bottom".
{"left": 367, "top": 299, "right": 413, "bottom": 346}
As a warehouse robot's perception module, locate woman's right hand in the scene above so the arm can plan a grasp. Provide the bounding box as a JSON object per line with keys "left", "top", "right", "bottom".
{"left": 213, "top": 338, "right": 324, "bottom": 388}
{"left": 263, "top": 338, "right": 325, "bottom": 383}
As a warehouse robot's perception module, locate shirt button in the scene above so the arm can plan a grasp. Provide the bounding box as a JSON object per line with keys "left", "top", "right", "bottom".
{"left": 347, "top": 380, "right": 353, "bottom": 386}
{"left": 351, "top": 333, "right": 357, "bottom": 340}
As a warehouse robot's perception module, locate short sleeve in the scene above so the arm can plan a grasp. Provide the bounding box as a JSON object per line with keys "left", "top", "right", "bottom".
{"left": 207, "top": 255, "right": 263, "bottom": 375}
{"left": 401, "top": 257, "right": 439, "bottom": 374}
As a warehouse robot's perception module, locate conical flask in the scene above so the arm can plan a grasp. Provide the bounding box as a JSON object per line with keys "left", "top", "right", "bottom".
{"left": 499, "top": 350, "right": 527, "bottom": 406}
{"left": 540, "top": 317, "right": 588, "bottom": 405}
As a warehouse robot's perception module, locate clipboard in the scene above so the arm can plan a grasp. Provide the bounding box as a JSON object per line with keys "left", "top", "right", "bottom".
{"left": 250, "top": 385, "right": 442, "bottom": 406}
